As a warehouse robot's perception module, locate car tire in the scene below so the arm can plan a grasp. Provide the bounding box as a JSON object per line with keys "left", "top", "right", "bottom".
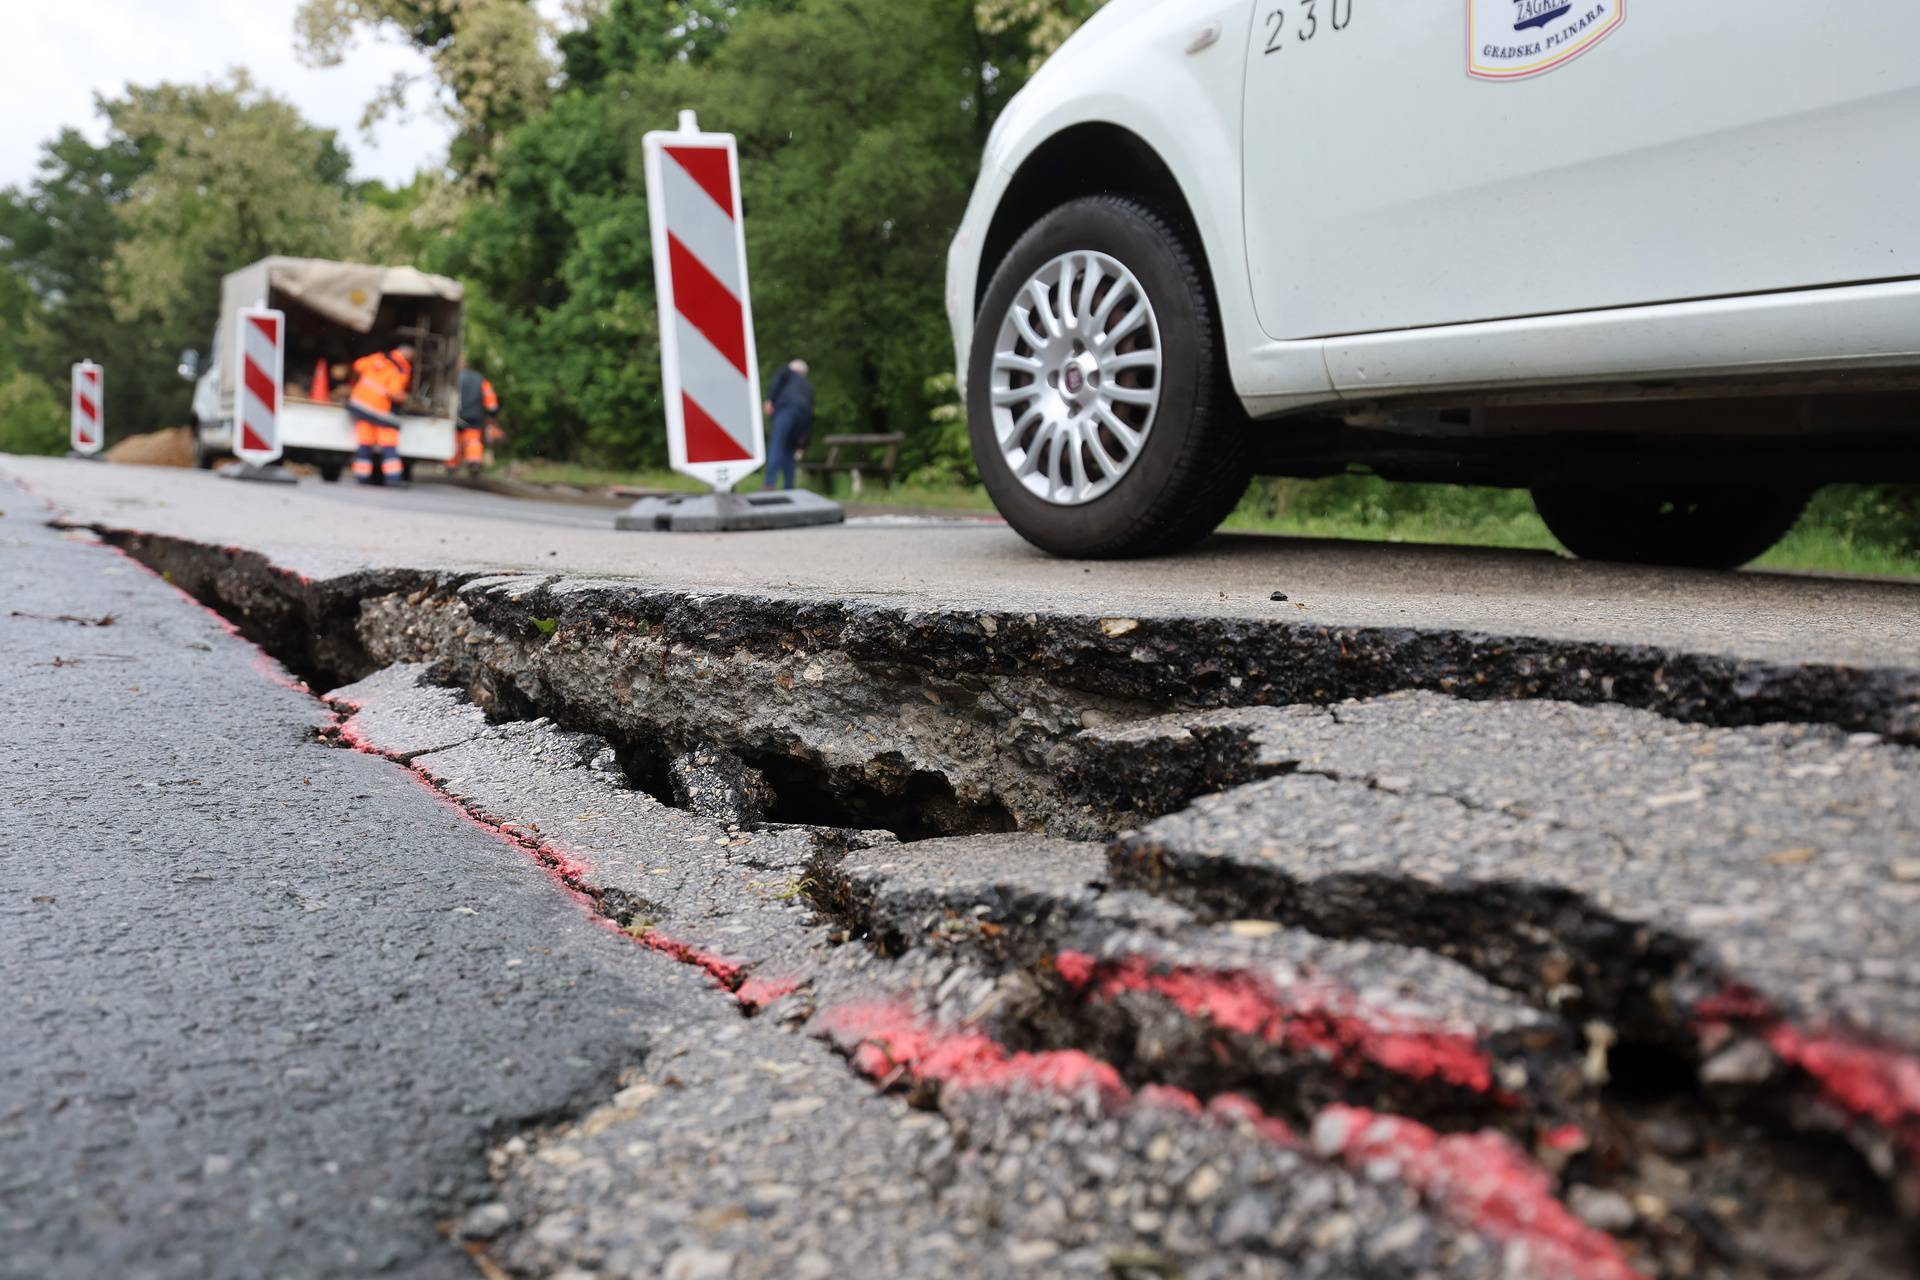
{"left": 317, "top": 461, "right": 343, "bottom": 484}
{"left": 192, "top": 421, "right": 217, "bottom": 471}
{"left": 968, "top": 195, "right": 1251, "bottom": 559}
{"left": 1531, "top": 484, "right": 1813, "bottom": 570}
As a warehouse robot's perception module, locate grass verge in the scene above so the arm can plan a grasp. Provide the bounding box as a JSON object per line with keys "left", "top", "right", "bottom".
{"left": 501, "top": 461, "right": 1920, "bottom": 580}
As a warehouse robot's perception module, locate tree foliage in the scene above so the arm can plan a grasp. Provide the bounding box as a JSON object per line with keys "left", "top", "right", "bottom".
{"left": 1, "top": 76, "right": 357, "bottom": 439}
{"left": 107, "top": 74, "right": 355, "bottom": 324}
{"left": 448, "top": 0, "right": 1054, "bottom": 469}
{"left": 975, "top": 0, "right": 1110, "bottom": 63}
{"left": 2, "top": 0, "right": 1112, "bottom": 458}
{"left": 296, "top": 0, "right": 553, "bottom": 180}
{"left": 0, "top": 269, "right": 64, "bottom": 455}
{"left": 0, "top": 120, "right": 174, "bottom": 434}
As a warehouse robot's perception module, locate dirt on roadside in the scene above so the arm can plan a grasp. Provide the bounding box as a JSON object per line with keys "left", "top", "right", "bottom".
{"left": 105, "top": 427, "right": 198, "bottom": 468}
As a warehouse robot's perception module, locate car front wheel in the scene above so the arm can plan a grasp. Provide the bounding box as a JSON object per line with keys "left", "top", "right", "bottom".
{"left": 968, "top": 196, "right": 1251, "bottom": 559}
{"left": 1531, "top": 484, "right": 1812, "bottom": 570}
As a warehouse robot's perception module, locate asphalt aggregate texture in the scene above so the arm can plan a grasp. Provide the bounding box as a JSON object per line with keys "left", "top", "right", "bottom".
{"left": 7, "top": 457, "right": 1920, "bottom": 1279}
{"left": 331, "top": 652, "right": 1918, "bottom": 1278}
{"left": 5, "top": 453, "right": 1918, "bottom": 670}
{"left": 0, "top": 491, "right": 709, "bottom": 1278}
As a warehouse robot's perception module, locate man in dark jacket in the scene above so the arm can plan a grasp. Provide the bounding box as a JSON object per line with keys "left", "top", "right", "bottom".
{"left": 452, "top": 357, "right": 500, "bottom": 474}
{"left": 762, "top": 359, "right": 814, "bottom": 491}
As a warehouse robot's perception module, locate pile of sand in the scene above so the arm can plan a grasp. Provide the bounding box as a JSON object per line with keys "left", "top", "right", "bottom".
{"left": 105, "top": 426, "right": 198, "bottom": 468}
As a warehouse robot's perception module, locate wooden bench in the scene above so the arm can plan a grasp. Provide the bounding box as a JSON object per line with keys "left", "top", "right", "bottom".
{"left": 799, "top": 432, "right": 905, "bottom": 494}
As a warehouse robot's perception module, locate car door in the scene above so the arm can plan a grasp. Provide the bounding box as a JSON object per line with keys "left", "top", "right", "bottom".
{"left": 1241, "top": 2, "right": 1920, "bottom": 340}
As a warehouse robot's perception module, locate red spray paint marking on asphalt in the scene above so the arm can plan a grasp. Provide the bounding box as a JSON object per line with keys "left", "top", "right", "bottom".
{"left": 818, "top": 1001, "right": 1129, "bottom": 1108}
{"left": 1696, "top": 985, "right": 1920, "bottom": 1164}
{"left": 625, "top": 934, "right": 801, "bottom": 1011}
{"left": 815, "top": 1000, "right": 1294, "bottom": 1142}
{"left": 1056, "top": 951, "right": 1500, "bottom": 1096}
{"left": 73, "top": 516, "right": 810, "bottom": 1019}
{"left": 1206, "top": 1091, "right": 1299, "bottom": 1145}
{"left": 330, "top": 695, "right": 811, "bottom": 1012}
{"left": 1312, "top": 1105, "right": 1647, "bottom": 1280}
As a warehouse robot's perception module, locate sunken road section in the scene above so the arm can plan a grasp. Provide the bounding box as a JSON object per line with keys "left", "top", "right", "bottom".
{"left": 75, "top": 521, "right": 1920, "bottom": 1278}
{"left": 86, "top": 526, "right": 1920, "bottom": 840}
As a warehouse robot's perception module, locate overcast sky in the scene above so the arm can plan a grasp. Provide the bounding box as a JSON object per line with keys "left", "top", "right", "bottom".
{"left": 3, "top": 0, "right": 462, "bottom": 191}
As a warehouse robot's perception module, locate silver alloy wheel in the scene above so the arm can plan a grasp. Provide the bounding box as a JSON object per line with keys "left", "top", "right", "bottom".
{"left": 987, "top": 250, "right": 1163, "bottom": 506}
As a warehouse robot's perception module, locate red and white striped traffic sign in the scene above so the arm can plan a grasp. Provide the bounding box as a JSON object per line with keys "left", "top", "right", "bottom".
{"left": 234, "top": 308, "right": 286, "bottom": 465}
{"left": 70, "top": 361, "right": 103, "bottom": 455}
{"left": 644, "top": 113, "right": 765, "bottom": 490}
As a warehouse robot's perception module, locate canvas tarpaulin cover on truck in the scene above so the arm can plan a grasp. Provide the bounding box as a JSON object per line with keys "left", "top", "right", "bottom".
{"left": 222, "top": 259, "right": 463, "bottom": 335}
{"left": 219, "top": 258, "right": 465, "bottom": 416}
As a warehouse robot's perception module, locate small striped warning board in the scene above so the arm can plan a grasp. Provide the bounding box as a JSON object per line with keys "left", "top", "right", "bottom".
{"left": 644, "top": 114, "right": 765, "bottom": 490}
{"left": 234, "top": 308, "right": 285, "bottom": 465}
{"left": 70, "top": 361, "right": 103, "bottom": 455}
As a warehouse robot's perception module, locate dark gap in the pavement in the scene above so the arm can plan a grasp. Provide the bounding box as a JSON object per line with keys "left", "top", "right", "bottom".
{"left": 1580, "top": 1040, "right": 1912, "bottom": 1278}
{"left": 1103, "top": 853, "right": 1916, "bottom": 1274}
{"left": 607, "top": 741, "right": 678, "bottom": 810}
{"left": 753, "top": 752, "right": 1016, "bottom": 843}
{"left": 1109, "top": 858, "right": 1695, "bottom": 1038}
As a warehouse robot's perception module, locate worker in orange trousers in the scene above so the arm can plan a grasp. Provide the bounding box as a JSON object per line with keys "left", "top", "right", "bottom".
{"left": 349, "top": 344, "right": 416, "bottom": 487}
{"left": 452, "top": 356, "right": 500, "bottom": 474}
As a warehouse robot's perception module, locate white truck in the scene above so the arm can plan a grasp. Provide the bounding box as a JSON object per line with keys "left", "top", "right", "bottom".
{"left": 183, "top": 258, "right": 465, "bottom": 482}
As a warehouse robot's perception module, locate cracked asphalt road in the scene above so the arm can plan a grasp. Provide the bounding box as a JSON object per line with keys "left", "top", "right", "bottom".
{"left": 4, "top": 457, "right": 1918, "bottom": 1280}
{"left": 0, "top": 501, "right": 706, "bottom": 1279}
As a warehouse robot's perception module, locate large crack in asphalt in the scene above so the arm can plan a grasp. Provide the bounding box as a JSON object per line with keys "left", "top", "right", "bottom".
{"left": 71, "top": 520, "right": 1920, "bottom": 1278}
{"left": 83, "top": 526, "right": 1920, "bottom": 835}
{"left": 805, "top": 836, "right": 1915, "bottom": 1277}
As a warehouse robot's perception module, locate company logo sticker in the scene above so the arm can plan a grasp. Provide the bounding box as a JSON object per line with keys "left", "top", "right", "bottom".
{"left": 1470, "top": 0, "right": 1622, "bottom": 81}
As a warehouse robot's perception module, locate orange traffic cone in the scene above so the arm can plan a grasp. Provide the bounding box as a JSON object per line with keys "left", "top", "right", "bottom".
{"left": 311, "top": 359, "right": 329, "bottom": 403}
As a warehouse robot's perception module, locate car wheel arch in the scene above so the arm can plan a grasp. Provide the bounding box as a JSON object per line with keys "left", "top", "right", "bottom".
{"left": 975, "top": 124, "right": 1219, "bottom": 331}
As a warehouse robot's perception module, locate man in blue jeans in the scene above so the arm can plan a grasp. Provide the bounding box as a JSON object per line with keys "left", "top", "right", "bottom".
{"left": 762, "top": 359, "right": 814, "bottom": 491}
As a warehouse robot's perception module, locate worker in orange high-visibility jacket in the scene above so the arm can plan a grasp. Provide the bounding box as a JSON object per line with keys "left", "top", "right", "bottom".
{"left": 450, "top": 356, "right": 499, "bottom": 474}
{"left": 348, "top": 343, "right": 416, "bottom": 487}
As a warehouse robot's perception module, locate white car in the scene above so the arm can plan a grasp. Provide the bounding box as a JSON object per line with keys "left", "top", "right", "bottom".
{"left": 947, "top": 0, "right": 1920, "bottom": 564}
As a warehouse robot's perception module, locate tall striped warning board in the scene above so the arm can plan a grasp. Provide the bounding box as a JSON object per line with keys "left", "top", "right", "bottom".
{"left": 70, "top": 361, "right": 103, "bottom": 455}
{"left": 234, "top": 308, "right": 286, "bottom": 465}
{"left": 644, "top": 113, "right": 765, "bottom": 490}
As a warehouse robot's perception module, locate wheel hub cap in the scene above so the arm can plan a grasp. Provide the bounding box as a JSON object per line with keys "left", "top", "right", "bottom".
{"left": 987, "top": 250, "right": 1163, "bottom": 507}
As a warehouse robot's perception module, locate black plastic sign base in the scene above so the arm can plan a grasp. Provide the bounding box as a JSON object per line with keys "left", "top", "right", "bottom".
{"left": 615, "top": 490, "right": 844, "bottom": 533}
{"left": 217, "top": 461, "right": 299, "bottom": 486}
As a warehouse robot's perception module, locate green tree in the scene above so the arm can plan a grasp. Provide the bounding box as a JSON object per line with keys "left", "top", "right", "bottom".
{"left": 974, "top": 0, "right": 1109, "bottom": 63}
{"left": 0, "top": 125, "right": 180, "bottom": 434}
{"left": 0, "top": 365, "right": 66, "bottom": 456}
{"left": 444, "top": 0, "right": 794, "bottom": 462}
{"left": 0, "top": 270, "right": 64, "bottom": 455}
{"left": 451, "top": 0, "right": 1045, "bottom": 470}
{"left": 296, "top": 0, "right": 552, "bottom": 181}
{"left": 3, "top": 77, "right": 359, "bottom": 439}
{"left": 107, "top": 74, "right": 355, "bottom": 326}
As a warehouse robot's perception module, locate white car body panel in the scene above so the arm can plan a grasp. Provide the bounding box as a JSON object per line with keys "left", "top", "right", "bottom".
{"left": 1244, "top": 4, "right": 1920, "bottom": 337}
{"left": 949, "top": 0, "right": 1920, "bottom": 417}
{"left": 1326, "top": 280, "right": 1920, "bottom": 398}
